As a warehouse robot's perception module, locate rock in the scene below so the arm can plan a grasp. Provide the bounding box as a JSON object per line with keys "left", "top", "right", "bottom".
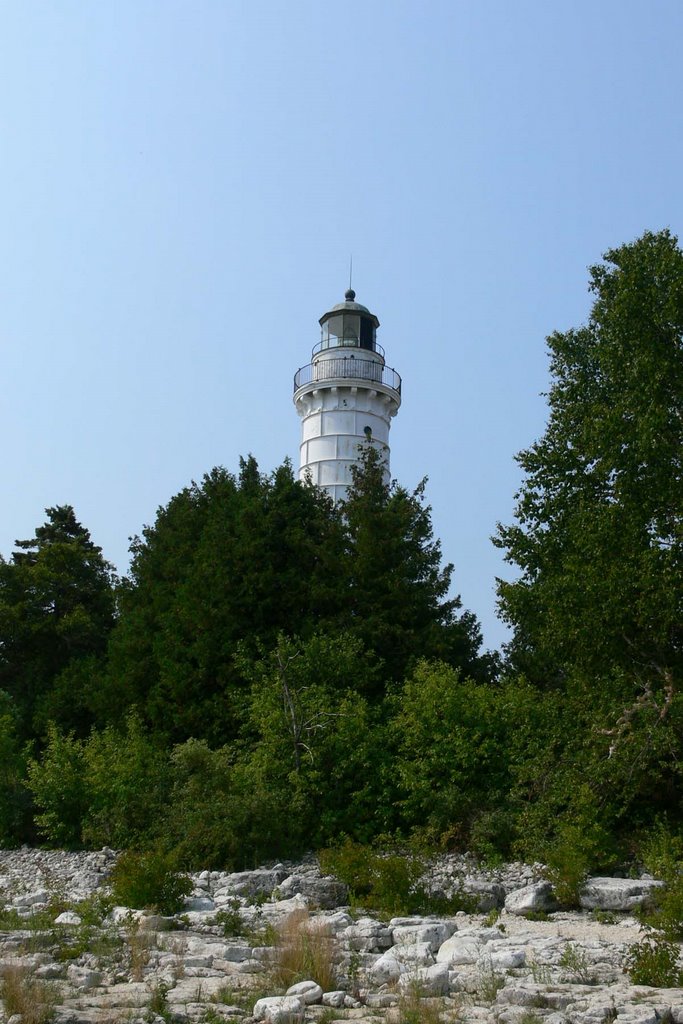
{"left": 391, "top": 919, "right": 456, "bottom": 951}
{"left": 66, "top": 965, "right": 103, "bottom": 990}
{"left": 366, "top": 991, "right": 399, "bottom": 1006}
{"left": 462, "top": 879, "right": 507, "bottom": 911}
{"left": 277, "top": 872, "right": 348, "bottom": 909}
{"left": 184, "top": 895, "right": 216, "bottom": 912}
{"left": 505, "top": 880, "right": 558, "bottom": 915}
{"left": 223, "top": 869, "right": 286, "bottom": 899}
{"left": 579, "top": 877, "right": 664, "bottom": 911}
{"left": 436, "top": 934, "right": 483, "bottom": 965}
{"left": 344, "top": 917, "right": 393, "bottom": 952}
{"left": 109, "top": 906, "right": 145, "bottom": 924}
{"left": 252, "top": 994, "right": 305, "bottom": 1022}
{"left": 34, "top": 963, "right": 66, "bottom": 979}
{"left": 367, "top": 949, "right": 403, "bottom": 983}
{"left": 54, "top": 911, "right": 82, "bottom": 926}
{"left": 285, "top": 979, "right": 323, "bottom": 1004}
{"left": 388, "top": 940, "right": 435, "bottom": 966}
{"left": 322, "top": 991, "right": 347, "bottom": 1008}
{"left": 398, "top": 962, "right": 450, "bottom": 996}
{"left": 479, "top": 945, "right": 526, "bottom": 969}
{"left": 139, "top": 914, "right": 176, "bottom": 931}
{"left": 13, "top": 888, "right": 51, "bottom": 908}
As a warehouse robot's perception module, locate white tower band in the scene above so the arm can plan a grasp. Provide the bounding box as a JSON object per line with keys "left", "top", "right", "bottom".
{"left": 293, "top": 289, "right": 402, "bottom": 502}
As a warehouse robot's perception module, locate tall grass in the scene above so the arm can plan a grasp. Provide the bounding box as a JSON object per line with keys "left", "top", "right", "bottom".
{"left": 0, "top": 965, "right": 60, "bottom": 1024}
{"left": 271, "top": 909, "right": 338, "bottom": 992}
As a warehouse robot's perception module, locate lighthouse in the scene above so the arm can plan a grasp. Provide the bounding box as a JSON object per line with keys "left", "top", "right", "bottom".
{"left": 293, "top": 289, "right": 402, "bottom": 502}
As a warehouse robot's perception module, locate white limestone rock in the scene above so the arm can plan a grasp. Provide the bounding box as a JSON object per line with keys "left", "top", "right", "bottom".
{"left": 436, "top": 934, "right": 484, "bottom": 965}
{"left": 277, "top": 871, "right": 348, "bottom": 909}
{"left": 479, "top": 945, "right": 527, "bottom": 969}
{"left": 222, "top": 868, "right": 286, "bottom": 899}
{"left": 367, "top": 950, "right": 403, "bottom": 983}
{"left": 462, "top": 879, "right": 507, "bottom": 911}
{"left": 505, "top": 880, "right": 558, "bottom": 915}
{"left": 285, "top": 979, "right": 323, "bottom": 1004}
{"left": 391, "top": 919, "right": 456, "bottom": 951}
{"left": 398, "top": 962, "right": 450, "bottom": 996}
{"left": 579, "top": 877, "right": 664, "bottom": 911}
{"left": 321, "top": 990, "right": 346, "bottom": 1008}
{"left": 109, "top": 906, "right": 145, "bottom": 924}
{"left": 344, "top": 917, "right": 393, "bottom": 951}
{"left": 66, "top": 965, "right": 103, "bottom": 990}
{"left": 184, "top": 895, "right": 215, "bottom": 912}
{"left": 54, "top": 911, "right": 82, "bottom": 926}
{"left": 13, "top": 888, "right": 51, "bottom": 908}
{"left": 389, "top": 940, "right": 435, "bottom": 966}
{"left": 252, "top": 994, "right": 305, "bottom": 1023}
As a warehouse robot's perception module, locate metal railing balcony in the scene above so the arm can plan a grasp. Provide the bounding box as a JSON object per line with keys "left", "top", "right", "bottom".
{"left": 312, "top": 337, "right": 386, "bottom": 359}
{"left": 294, "top": 356, "right": 402, "bottom": 397}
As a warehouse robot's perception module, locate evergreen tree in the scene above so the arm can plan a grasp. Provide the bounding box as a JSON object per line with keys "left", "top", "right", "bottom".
{"left": 341, "top": 445, "right": 490, "bottom": 687}
{"left": 103, "top": 459, "right": 347, "bottom": 744}
{"left": 0, "top": 506, "right": 116, "bottom": 740}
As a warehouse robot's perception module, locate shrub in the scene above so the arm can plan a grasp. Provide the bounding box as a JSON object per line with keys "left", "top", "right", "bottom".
{"left": 559, "top": 943, "right": 594, "bottom": 985}
{"left": 81, "top": 713, "right": 170, "bottom": 847}
{"left": 625, "top": 935, "right": 683, "bottom": 987}
{"left": 637, "top": 821, "right": 683, "bottom": 940}
{"left": 542, "top": 788, "right": 615, "bottom": 906}
{"left": 110, "top": 849, "right": 192, "bottom": 914}
{"left": 26, "top": 724, "right": 88, "bottom": 846}
{"left": 320, "top": 838, "right": 474, "bottom": 917}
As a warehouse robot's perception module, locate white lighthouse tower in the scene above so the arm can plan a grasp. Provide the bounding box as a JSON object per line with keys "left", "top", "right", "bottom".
{"left": 293, "top": 289, "right": 402, "bottom": 501}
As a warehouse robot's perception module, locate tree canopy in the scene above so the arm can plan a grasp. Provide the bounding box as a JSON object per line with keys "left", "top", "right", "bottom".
{"left": 0, "top": 505, "right": 116, "bottom": 741}
{"left": 100, "top": 451, "right": 489, "bottom": 744}
{"left": 5, "top": 231, "right": 682, "bottom": 875}
{"left": 496, "top": 229, "right": 683, "bottom": 691}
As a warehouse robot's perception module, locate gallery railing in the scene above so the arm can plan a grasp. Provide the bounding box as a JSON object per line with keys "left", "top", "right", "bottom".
{"left": 293, "top": 357, "right": 402, "bottom": 397}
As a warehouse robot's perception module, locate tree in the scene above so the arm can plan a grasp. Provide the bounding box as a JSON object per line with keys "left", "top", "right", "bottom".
{"left": 0, "top": 691, "right": 33, "bottom": 844}
{"left": 341, "top": 445, "right": 491, "bottom": 687}
{"left": 240, "top": 632, "right": 387, "bottom": 845}
{"left": 494, "top": 230, "right": 683, "bottom": 853}
{"left": 496, "top": 229, "right": 683, "bottom": 690}
{"left": 0, "top": 506, "right": 117, "bottom": 740}
{"left": 103, "top": 459, "right": 347, "bottom": 744}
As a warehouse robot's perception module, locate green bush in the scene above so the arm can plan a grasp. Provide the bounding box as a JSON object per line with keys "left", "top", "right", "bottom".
{"left": 320, "top": 838, "right": 474, "bottom": 917}
{"left": 637, "top": 821, "right": 683, "bottom": 940}
{"left": 539, "top": 786, "right": 616, "bottom": 906}
{"left": 81, "top": 713, "right": 170, "bottom": 847}
{"left": 625, "top": 935, "right": 683, "bottom": 987}
{"left": 26, "top": 724, "right": 88, "bottom": 847}
{"left": 0, "top": 692, "right": 32, "bottom": 845}
{"left": 110, "top": 849, "right": 192, "bottom": 914}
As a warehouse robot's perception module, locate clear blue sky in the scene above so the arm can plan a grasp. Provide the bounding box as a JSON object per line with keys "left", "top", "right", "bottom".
{"left": 1, "top": 0, "right": 681, "bottom": 652}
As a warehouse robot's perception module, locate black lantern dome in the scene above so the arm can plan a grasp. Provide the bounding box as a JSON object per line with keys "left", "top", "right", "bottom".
{"left": 318, "top": 289, "right": 381, "bottom": 354}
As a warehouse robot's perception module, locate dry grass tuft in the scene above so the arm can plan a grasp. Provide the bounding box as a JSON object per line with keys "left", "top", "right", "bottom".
{"left": 126, "top": 920, "right": 155, "bottom": 981}
{"left": 271, "top": 909, "right": 338, "bottom": 992}
{"left": 0, "top": 965, "right": 60, "bottom": 1024}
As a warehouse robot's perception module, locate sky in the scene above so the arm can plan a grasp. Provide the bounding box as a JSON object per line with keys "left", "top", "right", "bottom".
{"left": 1, "top": 0, "right": 682, "bottom": 652}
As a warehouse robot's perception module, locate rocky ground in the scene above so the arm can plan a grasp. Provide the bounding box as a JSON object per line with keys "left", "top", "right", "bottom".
{"left": 0, "top": 847, "right": 681, "bottom": 1024}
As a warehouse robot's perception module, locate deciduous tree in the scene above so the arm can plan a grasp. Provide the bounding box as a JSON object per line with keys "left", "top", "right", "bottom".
{"left": 496, "top": 230, "right": 683, "bottom": 691}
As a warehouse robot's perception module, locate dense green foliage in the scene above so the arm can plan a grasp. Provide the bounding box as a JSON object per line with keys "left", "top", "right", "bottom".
{"left": 0, "top": 506, "right": 116, "bottom": 742}
{"left": 493, "top": 229, "right": 683, "bottom": 878}
{"left": 496, "top": 229, "right": 682, "bottom": 687}
{"left": 2, "top": 230, "right": 682, "bottom": 890}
